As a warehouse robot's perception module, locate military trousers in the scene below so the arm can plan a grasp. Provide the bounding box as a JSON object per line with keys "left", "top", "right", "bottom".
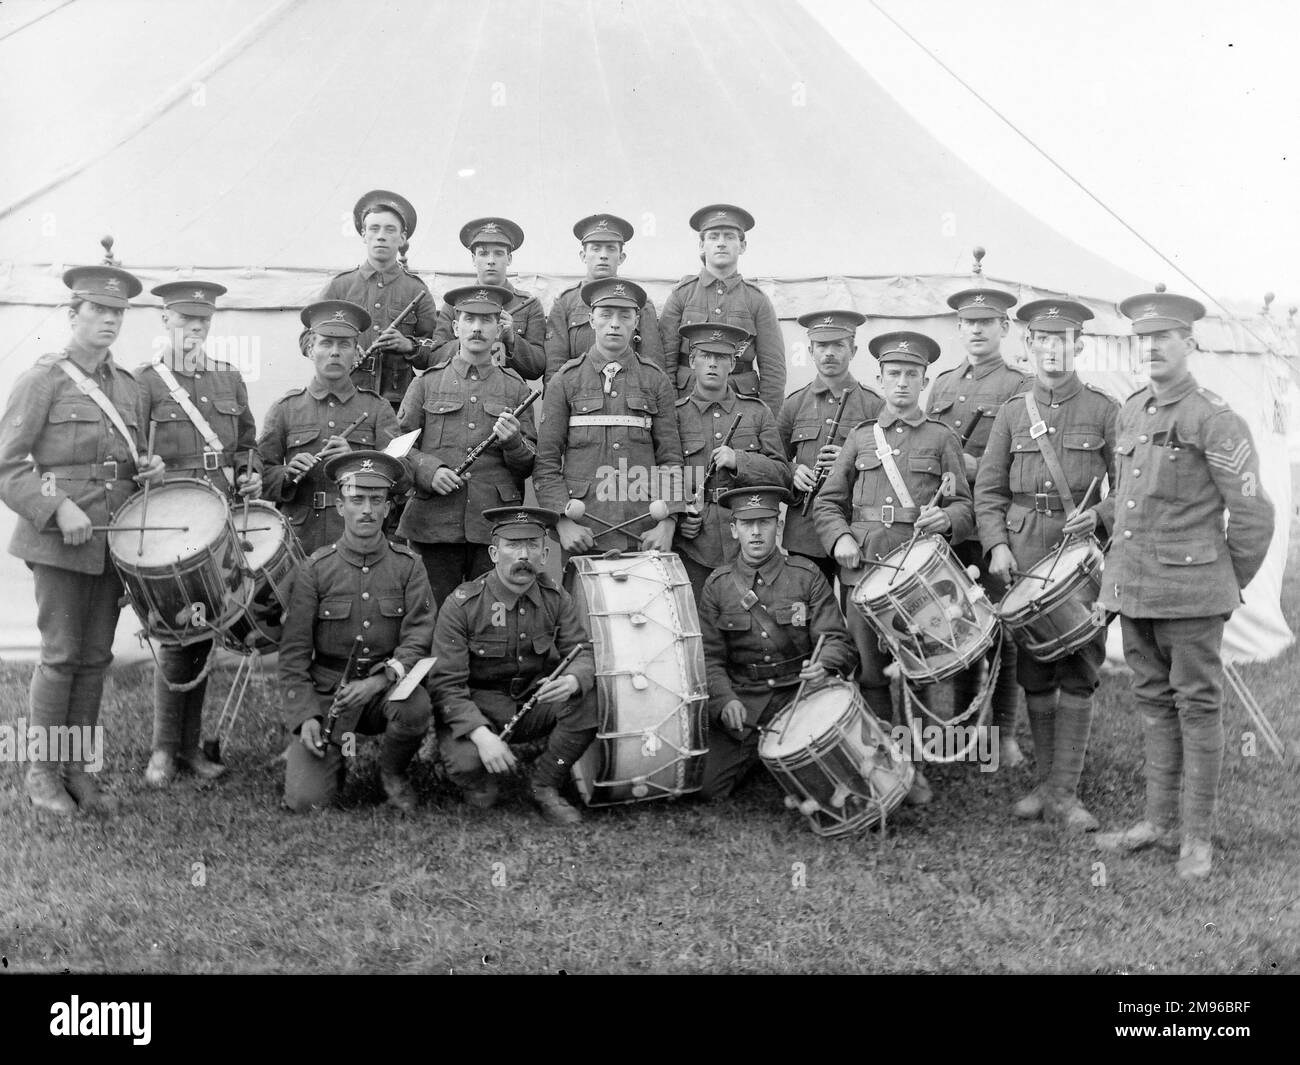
{"left": 699, "top": 685, "right": 796, "bottom": 801}
{"left": 412, "top": 541, "right": 493, "bottom": 609}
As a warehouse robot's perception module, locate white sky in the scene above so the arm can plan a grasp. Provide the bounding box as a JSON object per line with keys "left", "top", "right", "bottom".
{"left": 800, "top": 0, "right": 1300, "bottom": 313}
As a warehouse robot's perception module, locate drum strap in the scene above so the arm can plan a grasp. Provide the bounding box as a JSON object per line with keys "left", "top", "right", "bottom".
{"left": 1022, "top": 393, "right": 1076, "bottom": 513}
{"left": 871, "top": 424, "right": 915, "bottom": 508}
{"left": 728, "top": 573, "right": 803, "bottom": 663}
{"left": 55, "top": 360, "right": 140, "bottom": 462}
{"left": 150, "top": 361, "right": 235, "bottom": 487}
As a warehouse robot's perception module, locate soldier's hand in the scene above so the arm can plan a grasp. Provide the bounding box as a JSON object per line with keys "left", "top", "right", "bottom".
{"left": 55, "top": 499, "right": 94, "bottom": 546}
{"left": 639, "top": 518, "right": 676, "bottom": 554}
{"left": 557, "top": 517, "right": 595, "bottom": 553}
{"left": 236, "top": 470, "right": 262, "bottom": 499}
{"left": 430, "top": 467, "right": 465, "bottom": 495}
{"left": 333, "top": 674, "right": 386, "bottom": 712}
{"left": 471, "top": 727, "right": 517, "bottom": 775}
{"left": 798, "top": 659, "right": 829, "bottom": 686}
{"left": 833, "top": 533, "right": 862, "bottom": 570}
{"left": 492, "top": 410, "right": 521, "bottom": 446}
{"left": 317, "top": 434, "right": 352, "bottom": 460}
{"left": 534, "top": 673, "right": 580, "bottom": 705}
{"left": 962, "top": 453, "right": 978, "bottom": 483}
{"left": 792, "top": 463, "right": 818, "bottom": 493}
{"left": 299, "top": 718, "right": 326, "bottom": 758}
{"left": 1063, "top": 506, "right": 1099, "bottom": 537}
{"left": 678, "top": 508, "right": 703, "bottom": 541}
{"left": 377, "top": 326, "right": 414, "bottom": 354}
{"left": 989, "top": 544, "right": 1017, "bottom": 586}
{"left": 710, "top": 444, "right": 738, "bottom": 473}
{"left": 916, "top": 504, "right": 951, "bottom": 535}
{"left": 134, "top": 453, "right": 167, "bottom": 486}
{"left": 815, "top": 443, "right": 842, "bottom": 469}
{"left": 498, "top": 310, "right": 515, "bottom": 340}
{"left": 286, "top": 452, "right": 318, "bottom": 478}
{"left": 720, "top": 700, "right": 747, "bottom": 733}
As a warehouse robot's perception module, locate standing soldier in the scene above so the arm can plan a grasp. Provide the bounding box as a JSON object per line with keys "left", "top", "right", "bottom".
{"left": 928, "top": 266, "right": 1031, "bottom": 766}
{"left": 397, "top": 285, "right": 537, "bottom": 607}
{"left": 975, "top": 299, "right": 1118, "bottom": 830}
{"left": 258, "top": 301, "right": 400, "bottom": 555}
{"left": 320, "top": 189, "right": 438, "bottom": 411}
{"left": 279, "top": 451, "right": 435, "bottom": 814}
{"left": 659, "top": 205, "right": 786, "bottom": 416}
{"left": 813, "top": 331, "right": 975, "bottom": 806}
{"left": 696, "top": 487, "right": 858, "bottom": 800}
{"left": 0, "top": 256, "right": 165, "bottom": 816}
{"left": 423, "top": 217, "right": 546, "bottom": 381}
{"left": 779, "top": 310, "right": 884, "bottom": 590}
{"left": 543, "top": 214, "right": 665, "bottom": 384}
{"left": 427, "top": 507, "right": 597, "bottom": 826}
{"left": 534, "top": 278, "right": 684, "bottom": 558}
{"left": 674, "top": 322, "right": 790, "bottom": 601}
{"left": 137, "top": 281, "right": 263, "bottom": 787}
{"left": 1095, "top": 292, "right": 1274, "bottom": 879}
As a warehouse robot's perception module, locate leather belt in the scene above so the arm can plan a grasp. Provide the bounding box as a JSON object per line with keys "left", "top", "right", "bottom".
{"left": 568, "top": 415, "right": 651, "bottom": 429}
{"left": 1013, "top": 492, "right": 1066, "bottom": 514}
{"left": 40, "top": 460, "right": 132, "bottom": 482}
{"left": 741, "top": 656, "right": 804, "bottom": 682}
{"left": 311, "top": 492, "right": 330, "bottom": 510}
{"left": 314, "top": 652, "right": 380, "bottom": 675}
{"left": 856, "top": 504, "right": 920, "bottom": 526}
{"left": 168, "top": 451, "right": 235, "bottom": 471}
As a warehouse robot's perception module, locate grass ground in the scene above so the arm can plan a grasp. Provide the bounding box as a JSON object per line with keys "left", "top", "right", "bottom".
{"left": 2, "top": 544, "right": 1298, "bottom": 975}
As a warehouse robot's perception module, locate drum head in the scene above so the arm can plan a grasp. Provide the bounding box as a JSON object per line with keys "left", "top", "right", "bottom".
{"left": 109, "top": 480, "right": 229, "bottom": 566}
{"left": 1002, "top": 539, "right": 1098, "bottom": 614}
{"left": 855, "top": 537, "right": 942, "bottom": 601}
{"left": 761, "top": 685, "right": 854, "bottom": 759}
{"left": 234, "top": 502, "right": 287, "bottom": 569}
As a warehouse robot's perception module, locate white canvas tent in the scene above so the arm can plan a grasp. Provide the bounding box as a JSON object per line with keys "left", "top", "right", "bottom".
{"left": 0, "top": 0, "right": 1292, "bottom": 664}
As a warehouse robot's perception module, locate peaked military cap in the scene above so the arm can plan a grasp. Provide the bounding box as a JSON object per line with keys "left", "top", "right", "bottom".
{"left": 1119, "top": 290, "right": 1206, "bottom": 335}
{"left": 689, "top": 204, "right": 755, "bottom": 233}
{"left": 797, "top": 309, "right": 866, "bottom": 341}
{"left": 151, "top": 280, "right": 227, "bottom": 318}
{"left": 300, "top": 299, "right": 372, "bottom": 337}
{"left": 324, "top": 449, "right": 405, "bottom": 491}
{"left": 1017, "top": 298, "right": 1094, "bottom": 333}
{"left": 947, "top": 285, "right": 1017, "bottom": 320}
{"left": 681, "top": 322, "right": 752, "bottom": 356}
{"left": 444, "top": 285, "right": 513, "bottom": 314}
{"left": 869, "top": 331, "right": 941, "bottom": 366}
{"left": 581, "top": 278, "right": 647, "bottom": 310}
{"left": 483, "top": 506, "right": 559, "bottom": 540}
{"left": 719, "top": 485, "right": 790, "bottom": 518}
{"left": 574, "top": 214, "right": 634, "bottom": 244}
{"left": 353, "top": 189, "right": 417, "bottom": 236}
{"left": 63, "top": 265, "right": 143, "bottom": 309}
{"left": 459, "top": 217, "right": 524, "bottom": 251}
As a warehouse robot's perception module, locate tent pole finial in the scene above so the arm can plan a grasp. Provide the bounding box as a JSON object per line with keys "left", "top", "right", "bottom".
{"left": 1154, "top": 281, "right": 1167, "bottom": 293}
{"left": 1260, "top": 291, "right": 1275, "bottom": 316}
{"left": 100, "top": 235, "right": 119, "bottom": 266}
{"left": 971, "top": 246, "right": 986, "bottom": 276}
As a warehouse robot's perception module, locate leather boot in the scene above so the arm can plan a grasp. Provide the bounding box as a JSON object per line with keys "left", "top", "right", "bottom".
{"left": 1095, "top": 819, "right": 1180, "bottom": 853}
{"left": 1013, "top": 690, "right": 1056, "bottom": 819}
{"left": 27, "top": 669, "right": 76, "bottom": 816}
{"left": 1044, "top": 691, "right": 1098, "bottom": 831}
{"left": 1177, "top": 837, "right": 1213, "bottom": 879}
{"left": 990, "top": 638, "right": 1024, "bottom": 768}
{"left": 378, "top": 732, "right": 423, "bottom": 814}
{"left": 63, "top": 670, "right": 118, "bottom": 816}
{"left": 1140, "top": 706, "right": 1183, "bottom": 830}
{"left": 530, "top": 783, "right": 582, "bottom": 826}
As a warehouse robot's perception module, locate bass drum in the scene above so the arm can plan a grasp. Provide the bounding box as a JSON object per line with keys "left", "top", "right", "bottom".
{"left": 567, "top": 551, "right": 708, "bottom": 805}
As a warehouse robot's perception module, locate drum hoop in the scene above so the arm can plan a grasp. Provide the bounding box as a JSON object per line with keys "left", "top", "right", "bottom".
{"left": 1002, "top": 543, "right": 1102, "bottom": 620}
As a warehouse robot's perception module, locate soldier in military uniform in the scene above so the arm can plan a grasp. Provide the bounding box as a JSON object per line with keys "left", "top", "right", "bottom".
{"left": 674, "top": 322, "right": 790, "bottom": 601}
{"left": 0, "top": 261, "right": 166, "bottom": 816}
{"left": 319, "top": 190, "right": 438, "bottom": 410}
{"left": 975, "top": 299, "right": 1118, "bottom": 830}
{"left": 928, "top": 277, "right": 1032, "bottom": 767}
{"left": 397, "top": 285, "right": 537, "bottom": 606}
{"left": 535, "top": 278, "right": 684, "bottom": 557}
{"left": 427, "top": 507, "right": 597, "bottom": 826}
{"left": 258, "top": 301, "right": 401, "bottom": 555}
{"left": 280, "top": 451, "right": 435, "bottom": 813}
{"left": 813, "top": 331, "right": 975, "bottom": 805}
{"left": 659, "top": 205, "right": 786, "bottom": 416}
{"left": 543, "top": 214, "right": 665, "bottom": 384}
{"left": 779, "top": 310, "right": 884, "bottom": 590}
{"left": 137, "top": 281, "right": 263, "bottom": 787}
{"left": 697, "top": 487, "right": 858, "bottom": 800}
{"left": 1095, "top": 292, "right": 1274, "bottom": 879}
{"left": 422, "top": 218, "right": 546, "bottom": 381}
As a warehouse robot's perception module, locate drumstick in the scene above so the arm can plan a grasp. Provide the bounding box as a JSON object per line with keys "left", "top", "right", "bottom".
{"left": 1048, "top": 475, "right": 1103, "bottom": 579}
{"left": 888, "top": 485, "right": 944, "bottom": 587}
{"left": 1009, "top": 569, "right": 1053, "bottom": 583}
{"left": 776, "top": 634, "right": 829, "bottom": 745}
{"left": 94, "top": 524, "right": 190, "bottom": 532}
{"left": 242, "top": 448, "right": 254, "bottom": 524}
{"left": 138, "top": 422, "right": 157, "bottom": 556}
{"left": 590, "top": 500, "right": 671, "bottom": 541}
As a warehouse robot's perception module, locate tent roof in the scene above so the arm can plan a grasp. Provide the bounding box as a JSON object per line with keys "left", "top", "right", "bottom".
{"left": 1, "top": 0, "right": 1147, "bottom": 297}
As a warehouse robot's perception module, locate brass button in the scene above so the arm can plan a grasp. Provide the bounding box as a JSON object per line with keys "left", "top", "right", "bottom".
{"left": 1133, "top": 469, "right": 1141, "bottom": 476}
{"left": 1139, "top": 434, "right": 1148, "bottom": 443}
{"left": 467, "top": 423, "right": 475, "bottom": 430}
{"left": 362, "top": 592, "right": 370, "bottom": 600}
{"left": 1123, "top": 530, "right": 1132, "bottom": 539}
{"left": 362, "top": 566, "right": 370, "bottom": 573}
{"left": 1147, "top": 406, "right": 1156, "bottom": 415}
{"left": 1045, "top": 481, "right": 1052, "bottom": 488}
{"left": 328, "top": 421, "right": 335, "bottom": 428}
{"left": 1126, "top": 500, "right": 1135, "bottom": 509}
{"left": 362, "top": 620, "right": 371, "bottom": 629}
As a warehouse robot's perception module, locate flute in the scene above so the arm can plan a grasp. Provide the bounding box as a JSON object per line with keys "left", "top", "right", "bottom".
{"left": 800, "top": 386, "right": 854, "bottom": 517}
{"left": 288, "top": 412, "right": 369, "bottom": 485}
{"left": 450, "top": 390, "right": 540, "bottom": 478}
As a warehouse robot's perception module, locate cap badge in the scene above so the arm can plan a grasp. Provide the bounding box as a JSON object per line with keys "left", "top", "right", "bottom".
{"left": 897, "top": 339, "right": 911, "bottom": 350}
{"left": 710, "top": 330, "right": 723, "bottom": 341}
{"left": 360, "top": 459, "right": 374, "bottom": 471}
{"left": 481, "top": 221, "right": 500, "bottom": 233}
{"left": 597, "top": 219, "right": 609, "bottom": 229}
{"left": 193, "top": 290, "right": 205, "bottom": 300}
{"left": 515, "top": 511, "right": 529, "bottom": 521}
{"left": 1141, "top": 304, "right": 1159, "bottom": 318}
{"left": 972, "top": 294, "right": 986, "bottom": 304}
{"left": 613, "top": 283, "right": 626, "bottom": 296}
{"left": 1045, "top": 307, "right": 1060, "bottom": 317}
{"left": 332, "top": 310, "right": 346, "bottom": 320}
{"left": 748, "top": 494, "right": 762, "bottom": 506}
{"left": 104, "top": 278, "right": 121, "bottom": 293}
{"left": 821, "top": 316, "right": 834, "bottom": 325}
{"left": 711, "top": 211, "right": 728, "bottom": 222}
{"left": 474, "top": 290, "right": 490, "bottom": 301}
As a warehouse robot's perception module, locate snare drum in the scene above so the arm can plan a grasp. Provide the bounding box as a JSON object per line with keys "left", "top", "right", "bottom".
{"left": 759, "top": 681, "right": 913, "bottom": 837}
{"left": 109, "top": 479, "right": 244, "bottom": 645}
{"left": 568, "top": 552, "right": 709, "bottom": 805}
{"left": 221, "top": 502, "right": 307, "bottom": 654}
{"left": 999, "top": 537, "right": 1105, "bottom": 663}
{"left": 850, "top": 535, "right": 998, "bottom": 683}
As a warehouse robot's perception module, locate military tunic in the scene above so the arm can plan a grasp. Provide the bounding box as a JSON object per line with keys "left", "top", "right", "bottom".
{"left": 257, "top": 379, "right": 400, "bottom": 555}
{"left": 424, "top": 283, "right": 547, "bottom": 381}
{"left": 543, "top": 283, "right": 666, "bottom": 384}
{"left": 320, "top": 262, "right": 438, "bottom": 406}
{"left": 673, "top": 391, "right": 790, "bottom": 592}
{"left": 697, "top": 550, "right": 858, "bottom": 799}
{"left": 926, "top": 356, "right": 1031, "bottom": 462}
{"left": 659, "top": 270, "right": 787, "bottom": 415}
{"left": 777, "top": 376, "right": 884, "bottom": 562}
{"left": 428, "top": 570, "right": 597, "bottom": 789}
{"left": 533, "top": 350, "right": 685, "bottom": 553}
{"left": 974, "top": 374, "right": 1118, "bottom": 694}
{"left": 278, "top": 533, "right": 435, "bottom": 811}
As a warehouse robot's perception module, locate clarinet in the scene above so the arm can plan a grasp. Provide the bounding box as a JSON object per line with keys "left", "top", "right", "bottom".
{"left": 450, "top": 390, "right": 541, "bottom": 478}
{"left": 320, "top": 636, "right": 364, "bottom": 748}
{"left": 800, "top": 386, "right": 854, "bottom": 517}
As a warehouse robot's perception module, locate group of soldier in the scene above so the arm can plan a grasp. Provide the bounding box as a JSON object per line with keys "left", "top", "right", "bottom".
{"left": 0, "top": 190, "right": 1275, "bottom": 878}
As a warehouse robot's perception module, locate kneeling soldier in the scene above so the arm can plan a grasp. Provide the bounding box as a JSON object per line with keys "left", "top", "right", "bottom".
{"left": 697, "top": 487, "right": 858, "bottom": 800}
{"left": 280, "top": 451, "right": 435, "bottom": 813}
{"left": 428, "top": 507, "right": 597, "bottom": 826}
